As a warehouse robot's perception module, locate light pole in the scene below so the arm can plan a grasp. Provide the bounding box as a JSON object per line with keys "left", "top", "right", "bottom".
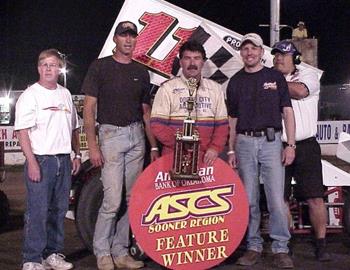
{"left": 58, "top": 52, "right": 68, "bottom": 88}
{"left": 259, "top": 24, "right": 293, "bottom": 45}
{"left": 270, "top": 0, "right": 280, "bottom": 46}
{"left": 258, "top": 0, "right": 293, "bottom": 46}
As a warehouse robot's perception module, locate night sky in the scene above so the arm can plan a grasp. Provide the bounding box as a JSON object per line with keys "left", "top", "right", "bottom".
{"left": 2, "top": 0, "right": 350, "bottom": 93}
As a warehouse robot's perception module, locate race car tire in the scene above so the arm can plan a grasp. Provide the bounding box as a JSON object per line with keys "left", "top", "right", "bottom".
{"left": 75, "top": 173, "right": 103, "bottom": 251}
{"left": 74, "top": 166, "right": 148, "bottom": 259}
{"left": 130, "top": 234, "right": 148, "bottom": 261}
{"left": 0, "top": 189, "right": 9, "bottom": 227}
{"left": 343, "top": 186, "right": 350, "bottom": 236}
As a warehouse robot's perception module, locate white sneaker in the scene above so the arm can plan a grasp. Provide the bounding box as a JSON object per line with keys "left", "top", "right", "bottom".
{"left": 42, "top": 253, "right": 73, "bottom": 270}
{"left": 22, "top": 262, "right": 45, "bottom": 270}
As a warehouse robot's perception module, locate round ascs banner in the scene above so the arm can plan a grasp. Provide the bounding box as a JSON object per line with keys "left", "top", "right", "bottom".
{"left": 129, "top": 155, "right": 248, "bottom": 270}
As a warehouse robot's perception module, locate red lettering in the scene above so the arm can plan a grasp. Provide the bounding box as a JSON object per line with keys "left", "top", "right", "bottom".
{"left": 12, "top": 130, "right": 17, "bottom": 139}
{"left": 134, "top": 12, "right": 196, "bottom": 77}
{"left": 0, "top": 129, "right": 7, "bottom": 140}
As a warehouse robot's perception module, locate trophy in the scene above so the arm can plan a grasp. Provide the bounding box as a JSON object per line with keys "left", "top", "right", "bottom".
{"left": 170, "top": 77, "right": 200, "bottom": 181}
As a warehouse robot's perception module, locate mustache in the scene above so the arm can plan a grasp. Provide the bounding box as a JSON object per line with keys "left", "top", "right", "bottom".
{"left": 187, "top": 65, "right": 198, "bottom": 70}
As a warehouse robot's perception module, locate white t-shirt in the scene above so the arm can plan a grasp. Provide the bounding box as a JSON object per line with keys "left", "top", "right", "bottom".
{"left": 282, "top": 67, "right": 320, "bottom": 142}
{"left": 14, "top": 83, "right": 79, "bottom": 155}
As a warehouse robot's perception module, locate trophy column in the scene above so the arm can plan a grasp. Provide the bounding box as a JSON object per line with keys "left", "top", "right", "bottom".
{"left": 170, "top": 77, "right": 200, "bottom": 181}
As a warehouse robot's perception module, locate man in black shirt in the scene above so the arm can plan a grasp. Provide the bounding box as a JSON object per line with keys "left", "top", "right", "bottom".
{"left": 82, "top": 21, "right": 158, "bottom": 270}
{"left": 226, "top": 33, "right": 296, "bottom": 269}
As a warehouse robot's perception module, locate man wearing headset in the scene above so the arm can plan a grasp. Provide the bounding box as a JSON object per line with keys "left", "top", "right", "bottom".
{"left": 272, "top": 40, "right": 331, "bottom": 261}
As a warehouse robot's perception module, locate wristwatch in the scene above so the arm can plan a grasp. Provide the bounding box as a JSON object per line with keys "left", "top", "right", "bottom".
{"left": 286, "top": 144, "right": 296, "bottom": 149}
{"left": 74, "top": 154, "right": 82, "bottom": 160}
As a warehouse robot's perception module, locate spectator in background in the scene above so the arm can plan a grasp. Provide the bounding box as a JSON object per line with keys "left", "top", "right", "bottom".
{"left": 292, "top": 21, "right": 308, "bottom": 40}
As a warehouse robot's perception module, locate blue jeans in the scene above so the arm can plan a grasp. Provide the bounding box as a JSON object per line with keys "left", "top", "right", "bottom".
{"left": 93, "top": 123, "right": 145, "bottom": 257}
{"left": 23, "top": 154, "right": 71, "bottom": 263}
{"left": 236, "top": 133, "right": 290, "bottom": 254}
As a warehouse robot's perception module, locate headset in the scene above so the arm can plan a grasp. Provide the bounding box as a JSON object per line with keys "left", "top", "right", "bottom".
{"left": 291, "top": 43, "right": 302, "bottom": 65}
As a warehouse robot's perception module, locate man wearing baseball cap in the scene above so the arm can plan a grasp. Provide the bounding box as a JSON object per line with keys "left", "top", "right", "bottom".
{"left": 82, "top": 20, "right": 159, "bottom": 270}
{"left": 226, "top": 33, "right": 295, "bottom": 268}
{"left": 272, "top": 40, "right": 331, "bottom": 262}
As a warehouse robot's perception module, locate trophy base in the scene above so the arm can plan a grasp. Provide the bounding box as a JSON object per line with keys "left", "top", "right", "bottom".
{"left": 170, "top": 171, "right": 201, "bottom": 181}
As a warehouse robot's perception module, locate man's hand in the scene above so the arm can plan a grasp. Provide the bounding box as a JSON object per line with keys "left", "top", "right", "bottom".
{"left": 27, "top": 159, "right": 41, "bottom": 182}
{"left": 204, "top": 148, "right": 218, "bottom": 166}
{"left": 89, "top": 146, "right": 104, "bottom": 167}
{"left": 227, "top": 152, "right": 237, "bottom": 169}
{"left": 282, "top": 146, "right": 295, "bottom": 166}
{"left": 72, "top": 158, "right": 81, "bottom": 175}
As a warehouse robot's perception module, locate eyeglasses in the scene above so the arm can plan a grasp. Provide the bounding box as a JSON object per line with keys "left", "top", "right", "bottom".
{"left": 40, "top": 63, "right": 59, "bottom": 69}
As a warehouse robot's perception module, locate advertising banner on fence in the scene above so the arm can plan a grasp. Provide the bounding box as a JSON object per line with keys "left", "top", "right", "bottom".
{"left": 0, "top": 95, "right": 88, "bottom": 165}
{"left": 316, "top": 120, "right": 350, "bottom": 144}
{"left": 99, "top": 0, "right": 323, "bottom": 87}
{"left": 129, "top": 155, "right": 249, "bottom": 269}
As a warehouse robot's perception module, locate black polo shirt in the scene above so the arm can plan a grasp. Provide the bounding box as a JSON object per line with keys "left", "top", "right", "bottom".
{"left": 226, "top": 67, "right": 292, "bottom": 133}
{"left": 81, "top": 56, "right": 150, "bottom": 126}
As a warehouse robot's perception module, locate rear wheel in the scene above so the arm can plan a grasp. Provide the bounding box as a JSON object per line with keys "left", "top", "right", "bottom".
{"left": 130, "top": 234, "right": 147, "bottom": 261}
{"left": 75, "top": 171, "right": 103, "bottom": 251}
{"left": 343, "top": 187, "right": 350, "bottom": 236}
{"left": 0, "top": 189, "right": 9, "bottom": 227}
{"left": 74, "top": 167, "right": 147, "bottom": 260}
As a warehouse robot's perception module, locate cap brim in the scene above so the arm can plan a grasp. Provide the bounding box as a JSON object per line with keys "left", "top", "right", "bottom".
{"left": 271, "top": 48, "right": 282, "bottom": 55}
{"left": 116, "top": 29, "right": 138, "bottom": 36}
{"left": 240, "top": 39, "right": 262, "bottom": 48}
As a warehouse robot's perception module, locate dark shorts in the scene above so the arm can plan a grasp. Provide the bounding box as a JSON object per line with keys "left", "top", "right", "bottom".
{"left": 284, "top": 137, "right": 325, "bottom": 200}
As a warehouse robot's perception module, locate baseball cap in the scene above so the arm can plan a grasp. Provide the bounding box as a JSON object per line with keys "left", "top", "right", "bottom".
{"left": 240, "top": 33, "right": 264, "bottom": 48}
{"left": 297, "top": 21, "right": 305, "bottom": 26}
{"left": 271, "top": 40, "right": 298, "bottom": 55}
{"left": 114, "top": 21, "right": 138, "bottom": 36}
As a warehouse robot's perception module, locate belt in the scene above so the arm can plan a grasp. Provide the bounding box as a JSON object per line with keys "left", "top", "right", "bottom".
{"left": 35, "top": 154, "right": 70, "bottom": 157}
{"left": 240, "top": 130, "right": 266, "bottom": 137}
{"left": 125, "top": 121, "right": 142, "bottom": 128}
{"left": 239, "top": 128, "right": 282, "bottom": 137}
{"left": 296, "top": 137, "right": 316, "bottom": 144}
{"left": 103, "top": 121, "right": 142, "bottom": 128}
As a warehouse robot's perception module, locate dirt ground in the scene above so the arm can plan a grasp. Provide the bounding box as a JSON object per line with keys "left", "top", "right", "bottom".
{"left": 1, "top": 167, "right": 350, "bottom": 270}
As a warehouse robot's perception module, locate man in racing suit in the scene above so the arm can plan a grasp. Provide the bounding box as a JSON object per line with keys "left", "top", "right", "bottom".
{"left": 150, "top": 40, "right": 228, "bottom": 166}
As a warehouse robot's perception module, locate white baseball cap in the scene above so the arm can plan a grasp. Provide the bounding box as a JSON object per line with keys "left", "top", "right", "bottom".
{"left": 240, "top": 33, "right": 264, "bottom": 48}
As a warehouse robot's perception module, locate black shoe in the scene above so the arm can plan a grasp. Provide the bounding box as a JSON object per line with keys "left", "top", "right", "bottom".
{"left": 315, "top": 238, "right": 332, "bottom": 262}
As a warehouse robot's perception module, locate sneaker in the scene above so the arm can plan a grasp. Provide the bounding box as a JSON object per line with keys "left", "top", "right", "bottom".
{"left": 315, "top": 238, "right": 332, "bottom": 262}
{"left": 42, "top": 253, "right": 73, "bottom": 270}
{"left": 23, "top": 262, "right": 45, "bottom": 270}
{"left": 113, "top": 255, "right": 144, "bottom": 269}
{"left": 236, "top": 250, "right": 261, "bottom": 266}
{"left": 96, "top": 255, "right": 114, "bottom": 270}
{"left": 273, "top": 253, "right": 294, "bottom": 269}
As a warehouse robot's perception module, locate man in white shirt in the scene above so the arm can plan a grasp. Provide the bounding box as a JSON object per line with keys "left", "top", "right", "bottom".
{"left": 272, "top": 40, "right": 331, "bottom": 262}
{"left": 15, "top": 49, "right": 81, "bottom": 270}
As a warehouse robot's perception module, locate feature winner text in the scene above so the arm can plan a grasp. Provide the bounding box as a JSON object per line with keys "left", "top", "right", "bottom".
{"left": 156, "top": 229, "right": 229, "bottom": 267}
